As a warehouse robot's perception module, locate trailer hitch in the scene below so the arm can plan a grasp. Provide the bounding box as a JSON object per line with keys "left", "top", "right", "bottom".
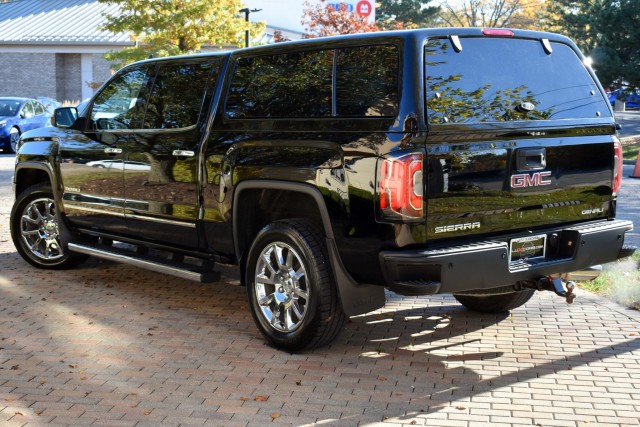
{"left": 535, "top": 276, "right": 576, "bottom": 304}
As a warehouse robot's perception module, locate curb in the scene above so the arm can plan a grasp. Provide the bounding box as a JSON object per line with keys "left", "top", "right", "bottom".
{"left": 620, "top": 135, "right": 640, "bottom": 144}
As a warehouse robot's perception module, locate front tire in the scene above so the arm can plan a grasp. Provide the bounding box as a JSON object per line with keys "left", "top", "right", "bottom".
{"left": 246, "top": 219, "right": 346, "bottom": 351}
{"left": 10, "top": 184, "right": 85, "bottom": 269}
{"left": 453, "top": 289, "right": 535, "bottom": 313}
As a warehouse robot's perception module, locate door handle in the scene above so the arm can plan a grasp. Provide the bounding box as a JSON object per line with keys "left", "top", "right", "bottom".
{"left": 173, "top": 150, "right": 195, "bottom": 158}
{"left": 104, "top": 147, "right": 123, "bottom": 155}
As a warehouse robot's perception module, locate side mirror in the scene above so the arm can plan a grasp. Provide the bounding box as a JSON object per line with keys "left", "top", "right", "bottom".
{"left": 52, "top": 107, "right": 78, "bottom": 128}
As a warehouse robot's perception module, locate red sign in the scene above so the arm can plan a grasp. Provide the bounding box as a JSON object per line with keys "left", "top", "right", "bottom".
{"left": 356, "top": 0, "right": 372, "bottom": 17}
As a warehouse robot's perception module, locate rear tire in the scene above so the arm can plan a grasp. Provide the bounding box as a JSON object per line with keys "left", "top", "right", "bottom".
{"left": 453, "top": 289, "right": 535, "bottom": 313}
{"left": 10, "top": 184, "right": 86, "bottom": 269}
{"left": 246, "top": 219, "right": 346, "bottom": 351}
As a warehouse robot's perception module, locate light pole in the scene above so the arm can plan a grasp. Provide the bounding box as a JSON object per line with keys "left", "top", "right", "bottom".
{"left": 239, "top": 8, "right": 262, "bottom": 48}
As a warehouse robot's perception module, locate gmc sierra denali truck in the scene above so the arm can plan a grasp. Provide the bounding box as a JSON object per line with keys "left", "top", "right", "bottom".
{"left": 11, "top": 28, "right": 635, "bottom": 350}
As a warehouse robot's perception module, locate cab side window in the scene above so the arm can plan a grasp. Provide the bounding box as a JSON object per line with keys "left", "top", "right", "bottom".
{"left": 91, "top": 67, "right": 152, "bottom": 130}
{"left": 143, "top": 61, "right": 217, "bottom": 129}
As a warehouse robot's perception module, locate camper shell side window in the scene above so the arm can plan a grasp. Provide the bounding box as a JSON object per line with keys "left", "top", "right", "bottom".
{"left": 224, "top": 44, "right": 400, "bottom": 121}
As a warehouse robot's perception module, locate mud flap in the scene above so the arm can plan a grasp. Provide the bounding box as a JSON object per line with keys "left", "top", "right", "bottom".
{"left": 327, "top": 237, "right": 385, "bottom": 316}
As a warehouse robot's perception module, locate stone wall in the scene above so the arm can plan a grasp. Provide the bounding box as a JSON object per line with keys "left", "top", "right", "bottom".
{"left": 55, "top": 53, "right": 82, "bottom": 102}
{"left": 0, "top": 52, "right": 117, "bottom": 102}
{"left": 0, "top": 53, "right": 57, "bottom": 98}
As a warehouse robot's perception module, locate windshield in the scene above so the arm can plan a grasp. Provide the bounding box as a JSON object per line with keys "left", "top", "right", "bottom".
{"left": 425, "top": 37, "right": 611, "bottom": 125}
{"left": 0, "top": 99, "right": 22, "bottom": 117}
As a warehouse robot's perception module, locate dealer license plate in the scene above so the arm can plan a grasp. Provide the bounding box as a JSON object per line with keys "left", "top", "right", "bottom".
{"left": 509, "top": 234, "right": 547, "bottom": 262}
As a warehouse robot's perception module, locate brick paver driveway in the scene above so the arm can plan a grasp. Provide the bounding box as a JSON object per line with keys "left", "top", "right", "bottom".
{"left": 1, "top": 212, "right": 639, "bottom": 427}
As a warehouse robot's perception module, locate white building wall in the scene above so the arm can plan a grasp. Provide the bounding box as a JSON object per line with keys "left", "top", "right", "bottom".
{"left": 80, "top": 54, "right": 94, "bottom": 100}
{"left": 92, "top": 54, "right": 115, "bottom": 91}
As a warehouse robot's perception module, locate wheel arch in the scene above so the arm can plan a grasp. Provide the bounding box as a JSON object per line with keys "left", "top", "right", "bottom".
{"left": 14, "top": 162, "right": 56, "bottom": 199}
{"left": 232, "top": 181, "right": 335, "bottom": 261}
{"left": 232, "top": 180, "right": 385, "bottom": 316}
{"left": 13, "top": 162, "right": 77, "bottom": 249}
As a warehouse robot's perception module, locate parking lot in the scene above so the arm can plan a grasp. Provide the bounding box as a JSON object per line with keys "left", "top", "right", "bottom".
{"left": 1, "top": 153, "right": 639, "bottom": 427}
{"left": 617, "top": 111, "right": 640, "bottom": 139}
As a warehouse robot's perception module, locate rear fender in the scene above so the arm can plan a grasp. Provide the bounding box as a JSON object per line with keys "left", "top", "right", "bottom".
{"left": 232, "top": 180, "right": 385, "bottom": 316}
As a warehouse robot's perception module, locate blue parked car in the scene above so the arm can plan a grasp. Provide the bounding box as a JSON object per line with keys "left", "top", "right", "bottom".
{"left": 0, "top": 97, "right": 52, "bottom": 153}
{"left": 608, "top": 89, "right": 640, "bottom": 109}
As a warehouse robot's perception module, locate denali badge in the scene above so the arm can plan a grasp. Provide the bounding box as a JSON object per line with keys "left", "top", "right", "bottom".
{"left": 435, "top": 222, "right": 481, "bottom": 234}
{"left": 511, "top": 171, "right": 552, "bottom": 188}
{"left": 582, "top": 208, "right": 605, "bottom": 215}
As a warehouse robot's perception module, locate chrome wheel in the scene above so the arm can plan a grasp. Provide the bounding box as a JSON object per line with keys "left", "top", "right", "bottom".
{"left": 246, "top": 220, "right": 346, "bottom": 350}
{"left": 19, "top": 197, "right": 64, "bottom": 261}
{"left": 9, "top": 127, "right": 20, "bottom": 153}
{"left": 254, "top": 241, "right": 309, "bottom": 333}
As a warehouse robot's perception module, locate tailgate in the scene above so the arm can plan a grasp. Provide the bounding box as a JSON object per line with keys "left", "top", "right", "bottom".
{"left": 426, "top": 133, "right": 616, "bottom": 241}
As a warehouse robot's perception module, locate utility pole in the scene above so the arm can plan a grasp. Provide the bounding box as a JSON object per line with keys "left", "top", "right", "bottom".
{"left": 239, "top": 8, "right": 262, "bottom": 48}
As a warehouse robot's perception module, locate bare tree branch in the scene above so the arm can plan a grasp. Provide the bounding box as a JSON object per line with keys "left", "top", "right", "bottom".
{"left": 438, "top": 0, "right": 537, "bottom": 29}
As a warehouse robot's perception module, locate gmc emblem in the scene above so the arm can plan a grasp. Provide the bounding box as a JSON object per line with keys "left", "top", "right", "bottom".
{"left": 511, "top": 171, "right": 552, "bottom": 188}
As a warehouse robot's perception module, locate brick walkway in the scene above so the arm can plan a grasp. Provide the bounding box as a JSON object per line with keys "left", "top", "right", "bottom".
{"left": 1, "top": 213, "right": 639, "bottom": 427}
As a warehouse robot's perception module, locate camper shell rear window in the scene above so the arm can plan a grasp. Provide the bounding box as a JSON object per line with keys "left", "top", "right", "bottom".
{"left": 425, "top": 37, "right": 611, "bottom": 125}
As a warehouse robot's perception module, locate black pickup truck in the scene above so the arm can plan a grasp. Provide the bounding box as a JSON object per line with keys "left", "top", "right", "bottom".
{"left": 11, "top": 28, "right": 635, "bottom": 350}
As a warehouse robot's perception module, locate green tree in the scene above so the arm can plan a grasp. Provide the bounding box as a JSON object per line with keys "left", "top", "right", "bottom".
{"left": 589, "top": 0, "right": 640, "bottom": 88}
{"left": 376, "top": 0, "right": 440, "bottom": 29}
{"left": 544, "top": 0, "right": 595, "bottom": 50}
{"left": 546, "top": 0, "right": 640, "bottom": 88}
{"left": 98, "top": 0, "right": 265, "bottom": 68}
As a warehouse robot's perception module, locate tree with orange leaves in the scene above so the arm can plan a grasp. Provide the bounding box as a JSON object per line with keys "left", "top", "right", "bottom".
{"left": 301, "top": 0, "right": 379, "bottom": 38}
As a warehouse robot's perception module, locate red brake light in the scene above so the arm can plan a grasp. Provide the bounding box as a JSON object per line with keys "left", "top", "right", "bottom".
{"left": 378, "top": 153, "right": 424, "bottom": 220}
{"left": 613, "top": 141, "right": 623, "bottom": 195}
{"left": 482, "top": 29, "right": 514, "bottom": 37}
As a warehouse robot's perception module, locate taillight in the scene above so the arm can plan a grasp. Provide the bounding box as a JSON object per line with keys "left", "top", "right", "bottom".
{"left": 613, "top": 141, "right": 623, "bottom": 195}
{"left": 378, "top": 152, "right": 424, "bottom": 220}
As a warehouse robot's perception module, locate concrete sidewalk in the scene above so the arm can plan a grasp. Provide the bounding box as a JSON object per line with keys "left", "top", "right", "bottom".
{"left": 1, "top": 213, "right": 639, "bottom": 427}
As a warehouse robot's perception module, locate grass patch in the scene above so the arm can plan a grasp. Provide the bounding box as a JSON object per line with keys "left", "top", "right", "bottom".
{"left": 579, "top": 251, "right": 640, "bottom": 309}
{"left": 621, "top": 137, "right": 639, "bottom": 161}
